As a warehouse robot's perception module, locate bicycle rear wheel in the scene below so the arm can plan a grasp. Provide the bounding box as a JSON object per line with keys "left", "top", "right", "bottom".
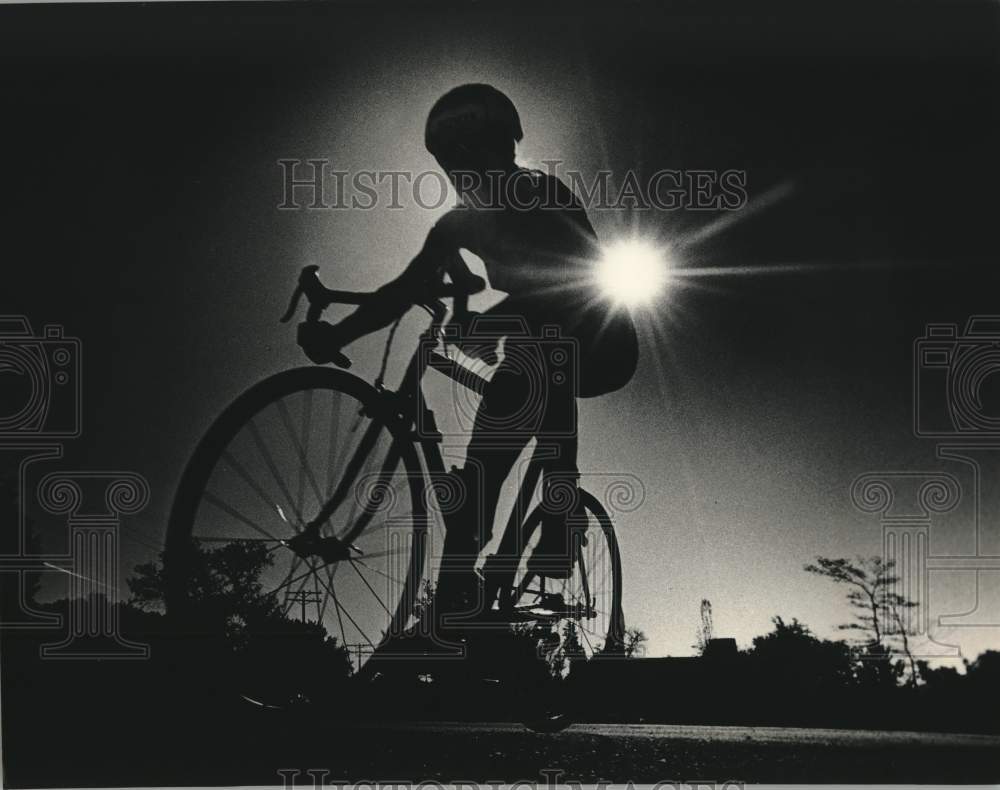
{"left": 166, "top": 367, "right": 427, "bottom": 705}
{"left": 509, "top": 489, "right": 625, "bottom": 659}
{"left": 507, "top": 489, "right": 624, "bottom": 732}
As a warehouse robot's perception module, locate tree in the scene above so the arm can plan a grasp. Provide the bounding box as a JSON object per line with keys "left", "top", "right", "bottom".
{"left": 693, "top": 599, "right": 713, "bottom": 656}
{"left": 623, "top": 627, "right": 648, "bottom": 658}
{"left": 538, "top": 621, "right": 587, "bottom": 677}
{"left": 915, "top": 659, "right": 962, "bottom": 692}
{"left": 128, "top": 540, "right": 353, "bottom": 702}
{"left": 804, "top": 555, "right": 919, "bottom": 687}
{"left": 748, "top": 616, "right": 856, "bottom": 690}
{"left": 965, "top": 649, "right": 1000, "bottom": 694}
{"left": 129, "top": 538, "right": 279, "bottom": 620}
{"left": 410, "top": 578, "right": 437, "bottom": 633}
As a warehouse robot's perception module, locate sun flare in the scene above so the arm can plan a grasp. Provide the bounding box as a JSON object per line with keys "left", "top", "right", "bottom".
{"left": 594, "top": 239, "right": 671, "bottom": 307}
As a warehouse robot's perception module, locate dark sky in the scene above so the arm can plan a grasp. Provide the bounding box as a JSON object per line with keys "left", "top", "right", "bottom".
{"left": 3, "top": 0, "right": 999, "bottom": 657}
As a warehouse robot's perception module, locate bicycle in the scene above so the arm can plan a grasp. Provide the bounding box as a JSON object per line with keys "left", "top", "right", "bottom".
{"left": 164, "top": 265, "right": 625, "bottom": 730}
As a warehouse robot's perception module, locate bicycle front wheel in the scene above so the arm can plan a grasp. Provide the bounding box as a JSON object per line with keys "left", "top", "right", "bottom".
{"left": 166, "top": 367, "right": 427, "bottom": 703}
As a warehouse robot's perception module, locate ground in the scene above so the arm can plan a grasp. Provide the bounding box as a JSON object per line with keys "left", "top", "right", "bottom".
{"left": 8, "top": 713, "right": 999, "bottom": 786}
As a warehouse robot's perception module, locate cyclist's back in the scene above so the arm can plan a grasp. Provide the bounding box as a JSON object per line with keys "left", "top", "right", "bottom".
{"left": 432, "top": 166, "right": 637, "bottom": 397}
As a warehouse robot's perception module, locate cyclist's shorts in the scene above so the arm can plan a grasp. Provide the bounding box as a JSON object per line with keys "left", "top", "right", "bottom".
{"left": 477, "top": 297, "right": 639, "bottom": 399}
{"left": 573, "top": 307, "right": 638, "bottom": 398}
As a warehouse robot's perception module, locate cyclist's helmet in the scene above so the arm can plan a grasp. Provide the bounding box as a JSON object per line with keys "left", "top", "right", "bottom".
{"left": 425, "top": 84, "right": 523, "bottom": 161}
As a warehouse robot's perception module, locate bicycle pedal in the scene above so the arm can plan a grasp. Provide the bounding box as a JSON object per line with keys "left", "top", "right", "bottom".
{"left": 541, "top": 592, "right": 567, "bottom": 608}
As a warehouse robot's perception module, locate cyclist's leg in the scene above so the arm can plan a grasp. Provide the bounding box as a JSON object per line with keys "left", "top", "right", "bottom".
{"left": 528, "top": 397, "right": 584, "bottom": 577}
{"left": 451, "top": 359, "right": 536, "bottom": 546}
{"left": 437, "top": 356, "right": 535, "bottom": 614}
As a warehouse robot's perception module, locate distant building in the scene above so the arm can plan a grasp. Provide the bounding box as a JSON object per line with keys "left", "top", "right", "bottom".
{"left": 703, "top": 637, "right": 738, "bottom": 660}
{"left": 571, "top": 636, "right": 745, "bottom": 723}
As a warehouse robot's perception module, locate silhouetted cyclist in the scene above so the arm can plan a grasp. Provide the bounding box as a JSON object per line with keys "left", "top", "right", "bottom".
{"left": 299, "top": 84, "right": 637, "bottom": 593}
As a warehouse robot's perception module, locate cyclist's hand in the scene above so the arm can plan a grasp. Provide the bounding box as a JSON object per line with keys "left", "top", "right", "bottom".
{"left": 297, "top": 321, "right": 352, "bottom": 368}
{"left": 447, "top": 311, "right": 499, "bottom": 366}
{"left": 462, "top": 339, "right": 499, "bottom": 366}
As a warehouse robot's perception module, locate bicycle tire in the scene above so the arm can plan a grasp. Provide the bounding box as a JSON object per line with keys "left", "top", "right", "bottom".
{"left": 513, "top": 488, "right": 625, "bottom": 732}
{"left": 165, "top": 366, "right": 428, "bottom": 703}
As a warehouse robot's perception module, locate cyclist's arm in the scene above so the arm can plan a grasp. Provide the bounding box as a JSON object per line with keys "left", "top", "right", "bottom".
{"left": 446, "top": 252, "right": 487, "bottom": 322}
{"left": 324, "top": 218, "right": 467, "bottom": 347}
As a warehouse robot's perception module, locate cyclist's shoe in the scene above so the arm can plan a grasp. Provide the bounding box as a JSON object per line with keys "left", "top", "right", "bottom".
{"left": 535, "top": 591, "right": 571, "bottom": 614}
{"left": 526, "top": 519, "right": 586, "bottom": 579}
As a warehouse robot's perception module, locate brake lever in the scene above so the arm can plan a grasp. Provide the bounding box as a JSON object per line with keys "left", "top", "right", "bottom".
{"left": 279, "top": 284, "right": 304, "bottom": 324}
{"left": 279, "top": 265, "right": 321, "bottom": 323}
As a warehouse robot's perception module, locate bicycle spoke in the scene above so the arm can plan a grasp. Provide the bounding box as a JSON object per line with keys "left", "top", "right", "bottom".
{"left": 324, "top": 563, "right": 347, "bottom": 643}
{"left": 578, "top": 621, "right": 606, "bottom": 641}
{"left": 576, "top": 542, "right": 592, "bottom": 605}
{"left": 275, "top": 397, "right": 325, "bottom": 512}
{"left": 219, "top": 449, "right": 287, "bottom": 531}
{"left": 350, "top": 512, "right": 415, "bottom": 543}
{"left": 350, "top": 475, "right": 410, "bottom": 539}
{"left": 296, "top": 390, "right": 312, "bottom": 516}
{"left": 325, "top": 392, "right": 342, "bottom": 499}
{"left": 348, "top": 559, "right": 392, "bottom": 616}
{"left": 312, "top": 548, "right": 321, "bottom": 622}
{"left": 312, "top": 564, "right": 376, "bottom": 649}
{"left": 202, "top": 491, "right": 283, "bottom": 543}
{"left": 353, "top": 557, "right": 406, "bottom": 587}
{"left": 247, "top": 417, "right": 304, "bottom": 527}
{"left": 281, "top": 565, "right": 311, "bottom": 616}
{"left": 263, "top": 565, "right": 314, "bottom": 599}
{"left": 338, "top": 453, "right": 366, "bottom": 540}
{"left": 273, "top": 553, "right": 304, "bottom": 604}
{"left": 312, "top": 417, "right": 384, "bottom": 534}
{"left": 344, "top": 430, "right": 396, "bottom": 541}
{"left": 318, "top": 561, "right": 341, "bottom": 623}
{"left": 352, "top": 544, "right": 410, "bottom": 561}
{"left": 332, "top": 405, "right": 367, "bottom": 499}
{"left": 302, "top": 389, "right": 313, "bottom": 504}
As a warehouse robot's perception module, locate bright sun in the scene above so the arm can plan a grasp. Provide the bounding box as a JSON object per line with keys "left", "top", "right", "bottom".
{"left": 594, "top": 239, "right": 670, "bottom": 307}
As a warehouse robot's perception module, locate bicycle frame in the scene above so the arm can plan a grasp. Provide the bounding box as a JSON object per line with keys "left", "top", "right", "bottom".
{"left": 283, "top": 265, "right": 604, "bottom": 630}
{"left": 302, "top": 318, "right": 558, "bottom": 613}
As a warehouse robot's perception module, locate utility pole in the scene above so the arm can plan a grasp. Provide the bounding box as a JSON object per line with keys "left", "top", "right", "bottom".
{"left": 288, "top": 590, "right": 322, "bottom": 622}
{"left": 700, "top": 599, "right": 714, "bottom": 647}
